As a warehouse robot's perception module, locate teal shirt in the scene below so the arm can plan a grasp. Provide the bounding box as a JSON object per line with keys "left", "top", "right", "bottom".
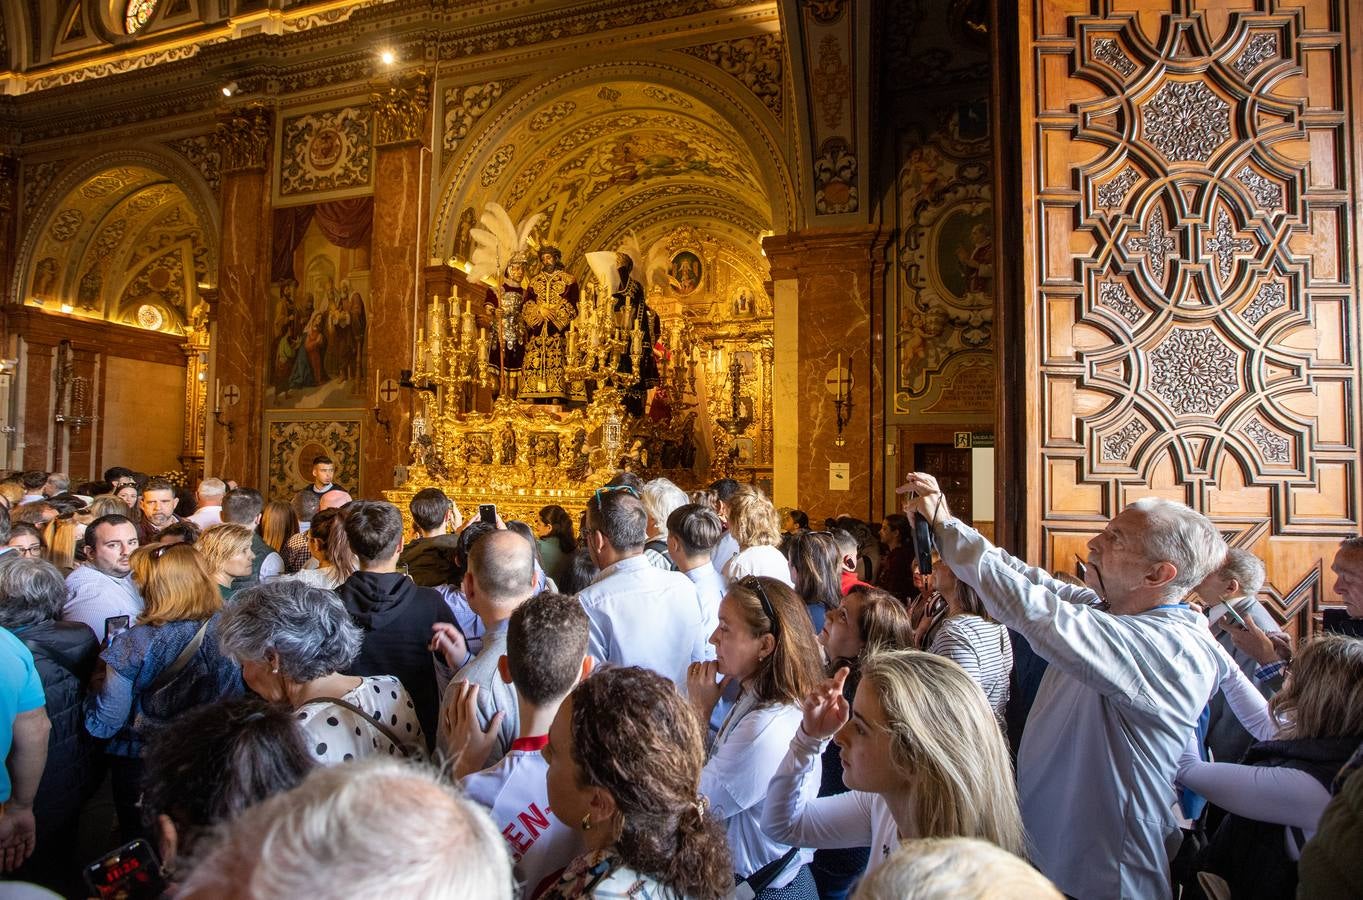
{"left": 0, "top": 626, "right": 47, "bottom": 802}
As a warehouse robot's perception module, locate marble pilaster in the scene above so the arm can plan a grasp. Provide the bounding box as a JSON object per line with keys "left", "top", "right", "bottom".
{"left": 765, "top": 226, "right": 888, "bottom": 522}
{"left": 209, "top": 105, "right": 272, "bottom": 482}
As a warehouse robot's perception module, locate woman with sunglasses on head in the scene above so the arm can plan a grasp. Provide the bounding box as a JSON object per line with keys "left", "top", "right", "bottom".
{"left": 687, "top": 575, "right": 825, "bottom": 898}
{"left": 913, "top": 563, "right": 1013, "bottom": 725}
{"left": 763, "top": 649, "right": 1027, "bottom": 879}
{"left": 85, "top": 542, "right": 244, "bottom": 842}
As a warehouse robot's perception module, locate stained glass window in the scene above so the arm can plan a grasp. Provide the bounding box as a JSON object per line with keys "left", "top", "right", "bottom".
{"left": 125, "top": 0, "right": 157, "bottom": 35}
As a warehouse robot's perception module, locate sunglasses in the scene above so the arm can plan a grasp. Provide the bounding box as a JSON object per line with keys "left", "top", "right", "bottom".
{"left": 149, "top": 543, "right": 177, "bottom": 560}
{"left": 741, "top": 575, "right": 781, "bottom": 639}
{"left": 592, "top": 484, "right": 639, "bottom": 509}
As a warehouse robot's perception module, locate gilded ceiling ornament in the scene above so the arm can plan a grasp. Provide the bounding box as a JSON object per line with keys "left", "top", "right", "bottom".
{"left": 443, "top": 80, "right": 515, "bottom": 153}
{"left": 216, "top": 106, "right": 273, "bottom": 175}
{"left": 166, "top": 136, "right": 222, "bottom": 193}
{"left": 1140, "top": 81, "right": 1230, "bottom": 163}
{"left": 281, "top": 105, "right": 373, "bottom": 195}
{"left": 1147, "top": 327, "right": 1238, "bottom": 416}
{"left": 679, "top": 34, "right": 783, "bottom": 120}
{"left": 373, "top": 78, "right": 431, "bottom": 148}
{"left": 49, "top": 208, "right": 84, "bottom": 243}
{"left": 812, "top": 35, "right": 850, "bottom": 130}
{"left": 814, "top": 137, "right": 857, "bottom": 214}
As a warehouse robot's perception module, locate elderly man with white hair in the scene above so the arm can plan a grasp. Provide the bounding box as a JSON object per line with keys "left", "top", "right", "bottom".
{"left": 900, "top": 472, "right": 1234, "bottom": 900}
{"left": 187, "top": 478, "right": 227, "bottom": 530}
{"left": 178, "top": 757, "right": 512, "bottom": 899}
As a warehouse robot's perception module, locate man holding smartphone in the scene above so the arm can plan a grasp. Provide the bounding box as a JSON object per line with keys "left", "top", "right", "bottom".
{"left": 60, "top": 515, "right": 143, "bottom": 641}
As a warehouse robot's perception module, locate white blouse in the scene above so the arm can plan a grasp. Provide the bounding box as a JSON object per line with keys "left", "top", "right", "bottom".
{"left": 296, "top": 674, "right": 425, "bottom": 765}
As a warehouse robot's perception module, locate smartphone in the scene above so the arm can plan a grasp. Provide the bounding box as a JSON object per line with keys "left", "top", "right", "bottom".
{"left": 1221, "top": 601, "right": 1249, "bottom": 630}
{"left": 103, "top": 614, "right": 131, "bottom": 648}
{"left": 84, "top": 838, "right": 167, "bottom": 900}
{"left": 479, "top": 503, "right": 497, "bottom": 525}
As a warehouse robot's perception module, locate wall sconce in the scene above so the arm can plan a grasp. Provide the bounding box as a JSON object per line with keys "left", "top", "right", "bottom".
{"left": 372, "top": 369, "right": 393, "bottom": 441}
{"left": 212, "top": 378, "right": 235, "bottom": 442}
{"left": 831, "top": 353, "right": 852, "bottom": 447}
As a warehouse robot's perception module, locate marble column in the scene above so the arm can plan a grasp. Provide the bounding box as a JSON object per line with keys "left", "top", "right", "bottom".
{"left": 209, "top": 105, "right": 272, "bottom": 483}
{"left": 21, "top": 342, "right": 55, "bottom": 471}
{"left": 365, "top": 74, "right": 431, "bottom": 497}
{"left": 0, "top": 154, "right": 16, "bottom": 315}
{"left": 764, "top": 226, "right": 889, "bottom": 523}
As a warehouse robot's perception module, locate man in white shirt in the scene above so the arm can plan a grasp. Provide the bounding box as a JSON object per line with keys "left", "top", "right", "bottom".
{"left": 576, "top": 487, "right": 706, "bottom": 689}
{"left": 457, "top": 591, "right": 590, "bottom": 896}
{"left": 666, "top": 503, "right": 726, "bottom": 652}
{"left": 434, "top": 530, "right": 534, "bottom": 766}
{"left": 1330, "top": 535, "right": 1363, "bottom": 620}
{"left": 187, "top": 477, "right": 227, "bottom": 530}
{"left": 901, "top": 471, "right": 1232, "bottom": 900}
{"left": 62, "top": 514, "right": 143, "bottom": 641}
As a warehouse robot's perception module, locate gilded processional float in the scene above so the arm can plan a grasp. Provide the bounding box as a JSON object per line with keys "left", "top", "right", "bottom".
{"left": 388, "top": 203, "right": 713, "bottom": 521}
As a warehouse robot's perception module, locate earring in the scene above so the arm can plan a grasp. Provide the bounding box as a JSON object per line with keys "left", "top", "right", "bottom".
{"left": 581, "top": 812, "right": 593, "bottom": 831}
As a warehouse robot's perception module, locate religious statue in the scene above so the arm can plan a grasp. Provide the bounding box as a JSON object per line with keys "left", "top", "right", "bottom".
{"left": 611, "top": 250, "right": 660, "bottom": 417}
{"left": 467, "top": 202, "right": 543, "bottom": 399}
{"left": 520, "top": 246, "right": 580, "bottom": 402}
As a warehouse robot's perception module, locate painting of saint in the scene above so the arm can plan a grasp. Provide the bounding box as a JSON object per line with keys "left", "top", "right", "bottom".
{"left": 933, "top": 208, "right": 993, "bottom": 306}
{"left": 669, "top": 250, "right": 703, "bottom": 296}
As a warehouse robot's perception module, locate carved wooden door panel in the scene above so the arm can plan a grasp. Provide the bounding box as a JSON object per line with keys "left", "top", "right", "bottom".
{"left": 1015, "top": 0, "right": 1363, "bottom": 633}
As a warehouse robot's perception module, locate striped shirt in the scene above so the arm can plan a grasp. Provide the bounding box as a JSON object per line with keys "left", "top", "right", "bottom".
{"left": 929, "top": 614, "right": 1013, "bottom": 721}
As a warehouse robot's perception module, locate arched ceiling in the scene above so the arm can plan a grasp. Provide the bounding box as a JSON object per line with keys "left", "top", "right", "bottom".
{"left": 24, "top": 164, "right": 209, "bottom": 333}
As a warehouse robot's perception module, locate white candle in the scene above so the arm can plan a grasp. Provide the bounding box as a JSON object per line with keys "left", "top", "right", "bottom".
{"left": 836, "top": 353, "right": 843, "bottom": 400}
{"left": 374, "top": 370, "right": 381, "bottom": 405}
{"left": 215, "top": 378, "right": 221, "bottom": 411}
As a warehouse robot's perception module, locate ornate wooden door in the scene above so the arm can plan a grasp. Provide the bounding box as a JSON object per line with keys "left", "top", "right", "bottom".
{"left": 1013, "top": 0, "right": 1363, "bottom": 633}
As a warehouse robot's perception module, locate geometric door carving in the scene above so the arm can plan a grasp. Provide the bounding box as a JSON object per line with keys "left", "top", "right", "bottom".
{"left": 1016, "top": 0, "right": 1361, "bottom": 634}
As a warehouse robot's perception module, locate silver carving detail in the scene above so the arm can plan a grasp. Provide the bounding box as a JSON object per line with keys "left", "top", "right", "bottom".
{"left": 1243, "top": 418, "right": 1289, "bottom": 463}
{"left": 1140, "top": 81, "right": 1230, "bottom": 163}
{"left": 1148, "top": 328, "right": 1238, "bottom": 416}
{"left": 1102, "top": 419, "right": 1147, "bottom": 461}
{"left": 1236, "top": 166, "right": 1282, "bottom": 210}
{"left": 1092, "top": 38, "right": 1136, "bottom": 77}
{"left": 1233, "top": 33, "right": 1279, "bottom": 78}
{"left": 1098, "top": 167, "right": 1140, "bottom": 208}
{"left": 1126, "top": 207, "right": 1178, "bottom": 282}
{"left": 1242, "top": 282, "right": 1286, "bottom": 326}
{"left": 1098, "top": 281, "right": 1143, "bottom": 325}
{"left": 1205, "top": 209, "right": 1256, "bottom": 282}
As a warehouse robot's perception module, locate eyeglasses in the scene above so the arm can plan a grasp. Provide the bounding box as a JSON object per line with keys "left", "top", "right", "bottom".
{"left": 12, "top": 545, "right": 42, "bottom": 557}
{"left": 741, "top": 575, "right": 780, "bottom": 639}
{"left": 592, "top": 485, "right": 639, "bottom": 509}
{"left": 149, "top": 543, "right": 176, "bottom": 560}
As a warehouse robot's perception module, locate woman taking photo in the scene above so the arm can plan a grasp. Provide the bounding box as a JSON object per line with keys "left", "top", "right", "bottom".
{"left": 540, "top": 666, "right": 732, "bottom": 899}
{"left": 536, "top": 504, "right": 576, "bottom": 587}
{"left": 763, "top": 649, "right": 1027, "bottom": 878}
{"left": 85, "top": 543, "right": 243, "bottom": 840}
{"left": 196, "top": 523, "right": 257, "bottom": 600}
{"left": 913, "top": 564, "right": 1012, "bottom": 724}
{"left": 1177, "top": 632, "right": 1363, "bottom": 899}
{"left": 688, "top": 575, "right": 824, "bottom": 898}
{"left": 723, "top": 489, "right": 793, "bottom": 587}
{"left": 787, "top": 531, "right": 844, "bottom": 633}
{"left": 219, "top": 579, "right": 424, "bottom": 764}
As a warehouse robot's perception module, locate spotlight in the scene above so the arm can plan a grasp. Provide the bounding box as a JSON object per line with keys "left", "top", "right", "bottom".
{"left": 379, "top": 49, "right": 396, "bottom": 66}
{"left": 60, "top": 303, "right": 74, "bottom": 314}
{"left": 221, "top": 81, "right": 238, "bottom": 97}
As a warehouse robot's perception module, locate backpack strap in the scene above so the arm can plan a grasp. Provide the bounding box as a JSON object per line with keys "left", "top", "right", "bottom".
{"left": 143, "top": 619, "right": 211, "bottom": 696}
{"left": 300, "top": 694, "right": 412, "bottom": 757}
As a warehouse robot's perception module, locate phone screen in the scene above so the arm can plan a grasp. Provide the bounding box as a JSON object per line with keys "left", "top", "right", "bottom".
{"left": 479, "top": 504, "right": 497, "bottom": 525}
{"left": 84, "top": 839, "right": 166, "bottom": 900}
{"left": 103, "top": 615, "right": 131, "bottom": 647}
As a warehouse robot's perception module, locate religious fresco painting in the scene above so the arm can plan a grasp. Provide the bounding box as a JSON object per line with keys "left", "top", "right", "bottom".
{"left": 893, "top": 102, "right": 995, "bottom": 419}
{"left": 264, "top": 416, "right": 361, "bottom": 501}
{"left": 669, "top": 250, "right": 703, "bottom": 295}
{"left": 265, "top": 199, "right": 372, "bottom": 411}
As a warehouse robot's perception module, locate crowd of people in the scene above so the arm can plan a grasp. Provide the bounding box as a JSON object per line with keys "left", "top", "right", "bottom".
{"left": 0, "top": 460, "right": 1360, "bottom": 898}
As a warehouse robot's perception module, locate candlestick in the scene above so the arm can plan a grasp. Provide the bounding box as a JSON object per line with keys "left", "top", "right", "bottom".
{"left": 374, "top": 370, "right": 380, "bottom": 405}
{"left": 214, "top": 378, "right": 221, "bottom": 412}
{"left": 836, "top": 353, "right": 843, "bottom": 401}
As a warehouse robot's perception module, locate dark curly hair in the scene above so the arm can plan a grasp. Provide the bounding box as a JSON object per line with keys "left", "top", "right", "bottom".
{"left": 569, "top": 667, "right": 733, "bottom": 899}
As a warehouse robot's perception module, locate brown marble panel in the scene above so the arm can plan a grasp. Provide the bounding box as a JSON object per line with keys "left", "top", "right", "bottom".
{"left": 21, "top": 342, "right": 54, "bottom": 472}
{"left": 766, "top": 226, "right": 888, "bottom": 524}
{"left": 363, "top": 142, "right": 426, "bottom": 498}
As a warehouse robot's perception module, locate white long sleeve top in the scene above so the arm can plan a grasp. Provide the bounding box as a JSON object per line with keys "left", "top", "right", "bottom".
{"left": 760, "top": 724, "right": 901, "bottom": 876}
{"left": 935, "top": 518, "right": 1232, "bottom": 900}
{"left": 701, "top": 691, "right": 817, "bottom": 889}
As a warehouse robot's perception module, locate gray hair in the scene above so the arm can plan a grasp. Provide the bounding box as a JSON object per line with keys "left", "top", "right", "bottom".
{"left": 179, "top": 757, "right": 513, "bottom": 899}
{"left": 0, "top": 556, "right": 66, "bottom": 629}
{"left": 218, "top": 580, "right": 361, "bottom": 682}
{"left": 197, "top": 478, "right": 227, "bottom": 500}
{"left": 1127, "top": 497, "right": 1227, "bottom": 597}
{"left": 1216, "top": 547, "right": 1266, "bottom": 597}
{"left": 44, "top": 472, "right": 69, "bottom": 493}
{"left": 852, "top": 836, "right": 1061, "bottom": 900}
{"left": 640, "top": 478, "right": 689, "bottom": 539}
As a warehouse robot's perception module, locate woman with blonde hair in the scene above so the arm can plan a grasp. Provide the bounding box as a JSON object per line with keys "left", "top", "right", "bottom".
{"left": 86, "top": 542, "right": 244, "bottom": 840}
{"left": 87, "top": 494, "right": 132, "bottom": 520}
{"left": 853, "top": 837, "right": 1060, "bottom": 900}
{"left": 196, "top": 523, "right": 256, "bottom": 600}
{"left": 723, "top": 488, "right": 792, "bottom": 587}
{"left": 258, "top": 500, "right": 299, "bottom": 558}
{"left": 42, "top": 514, "right": 81, "bottom": 575}
{"left": 763, "top": 649, "right": 1027, "bottom": 879}
{"left": 688, "top": 576, "right": 825, "bottom": 897}
{"left": 1176, "top": 632, "right": 1363, "bottom": 899}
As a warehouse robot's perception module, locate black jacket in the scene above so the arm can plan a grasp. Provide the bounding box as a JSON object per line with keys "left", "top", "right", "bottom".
{"left": 336, "top": 571, "right": 456, "bottom": 746}
{"left": 398, "top": 534, "right": 461, "bottom": 588}
{"left": 16, "top": 620, "right": 99, "bottom": 838}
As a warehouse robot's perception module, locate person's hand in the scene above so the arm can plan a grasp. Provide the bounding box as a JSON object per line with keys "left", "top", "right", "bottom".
{"left": 429, "top": 622, "right": 468, "bottom": 671}
{"left": 442, "top": 681, "right": 504, "bottom": 779}
{"left": 0, "top": 804, "right": 37, "bottom": 872}
{"left": 801, "top": 667, "right": 851, "bottom": 740}
{"left": 687, "top": 660, "right": 729, "bottom": 717}
{"left": 1223, "top": 613, "right": 1279, "bottom": 667}
{"left": 896, "top": 472, "right": 951, "bottom": 526}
